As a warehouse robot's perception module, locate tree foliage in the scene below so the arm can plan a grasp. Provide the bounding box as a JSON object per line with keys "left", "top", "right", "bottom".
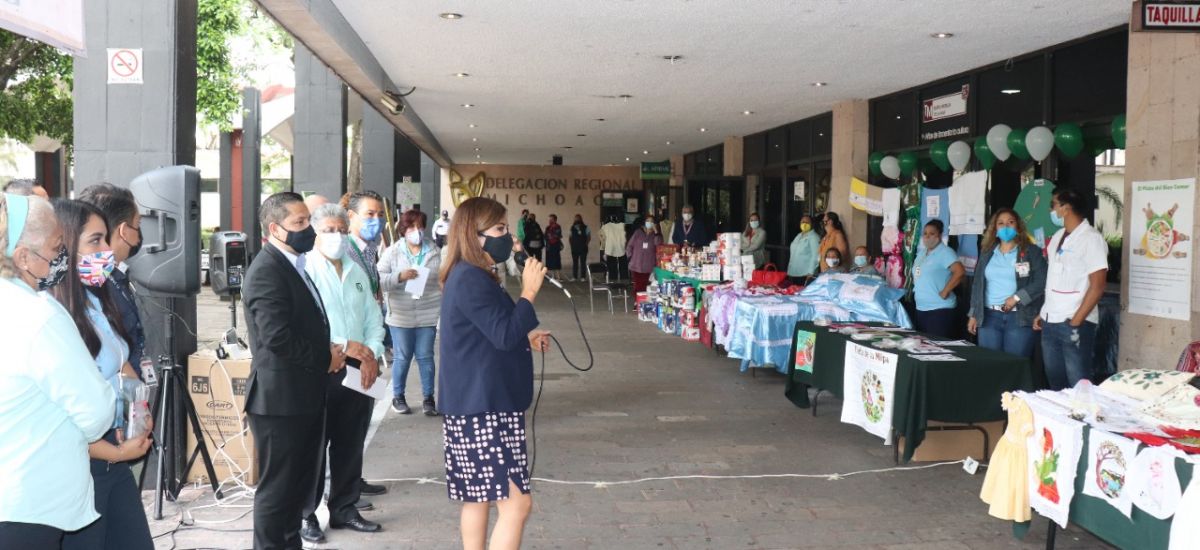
{"left": 0, "top": 30, "right": 73, "bottom": 144}
{"left": 197, "top": 0, "right": 245, "bottom": 131}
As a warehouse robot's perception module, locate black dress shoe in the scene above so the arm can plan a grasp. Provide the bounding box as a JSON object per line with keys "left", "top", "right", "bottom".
{"left": 354, "top": 498, "right": 374, "bottom": 511}
{"left": 359, "top": 479, "right": 388, "bottom": 495}
{"left": 300, "top": 516, "right": 325, "bottom": 543}
{"left": 329, "top": 513, "right": 382, "bottom": 533}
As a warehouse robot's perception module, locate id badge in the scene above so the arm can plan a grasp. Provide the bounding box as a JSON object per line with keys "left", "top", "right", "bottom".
{"left": 913, "top": 266, "right": 922, "bottom": 278}
{"left": 642, "top": 242, "right": 649, "bottom": 249}
{"left": 1015, "top": 262, "right": 1030, "bottom": 277}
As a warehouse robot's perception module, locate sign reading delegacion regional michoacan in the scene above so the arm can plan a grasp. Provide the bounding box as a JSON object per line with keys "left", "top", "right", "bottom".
{"left": 1143, "top": 1, "right": 1200, "bottom": 31}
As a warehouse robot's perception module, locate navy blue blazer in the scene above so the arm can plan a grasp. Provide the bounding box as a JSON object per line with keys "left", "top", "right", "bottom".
{"left": 671, "top": 220, "right": 711, "bottom": 247}
{"left": 106, "top": 269, "right": 145, "bottom": 375}
{"left": 438, "top": 262, "right": 539, "bottom": 416}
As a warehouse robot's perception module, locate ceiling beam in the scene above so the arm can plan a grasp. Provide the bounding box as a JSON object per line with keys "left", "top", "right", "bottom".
{"left": 252, "top": 0, "right": 453, "bottom": 167}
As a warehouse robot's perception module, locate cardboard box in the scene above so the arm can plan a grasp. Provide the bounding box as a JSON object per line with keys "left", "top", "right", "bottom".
{"left": 898, "top": 420, "right": 1004, "bottom": 463}
{"left": 186, "top": 353, "right": 258, "bottom": 485}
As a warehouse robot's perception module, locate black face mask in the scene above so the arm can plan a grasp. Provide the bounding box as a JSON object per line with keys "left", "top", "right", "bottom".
{"left": 279, "top": 225, "right": 317, "bottom": 254}
{"left": 29, "top": 245, "right": 71, "bottom": 291}
{"left": 122, "top": 224, "right": 143, "bottom": 258}
{"left": 479, "top": 233, "right": 513, "bottom": 264}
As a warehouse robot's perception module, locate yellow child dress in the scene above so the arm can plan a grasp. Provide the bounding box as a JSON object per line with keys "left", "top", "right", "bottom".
{"left": 980, "top": 392, "right": 1034, "bottom": 522}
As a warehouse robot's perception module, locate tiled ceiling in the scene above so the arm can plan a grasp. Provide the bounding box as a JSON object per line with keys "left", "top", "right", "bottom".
{"left": 330, "top": 0, "right": 1130, "bottom": 166}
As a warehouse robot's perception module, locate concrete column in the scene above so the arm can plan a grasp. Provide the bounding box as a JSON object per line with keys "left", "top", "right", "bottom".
{"left": 73, "top": 0, "right": 198, "bottom": 487}
{"left": 420, "top": 152, "right": 440, "bottom": 216}
{"left": 361, "top": 98, "right": 395, "bottom": 201}
{"left": 1117, "top": 24, "right": 1200, "bottom": 370}
{"left": 293, "top": 44, "right": 346, "bottom": 198}
{"left": 830, "top": 99, "right": 871, "bottom": 247}
{"left": 724, "top": 136, "right": 744, "bottom": 177}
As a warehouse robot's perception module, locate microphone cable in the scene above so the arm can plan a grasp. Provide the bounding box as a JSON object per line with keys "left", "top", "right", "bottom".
{"left": 528, "top": 274, "right": 595, "bottom": 479}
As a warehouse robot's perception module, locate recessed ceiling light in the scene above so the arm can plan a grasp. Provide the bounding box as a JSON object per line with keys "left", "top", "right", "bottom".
{"left": 742, "top": 110, "right": 754, "bottom": 115}
{"left": 594, "top": 118, "right": 606, "bottom": 122}
{"left": 440, "top": 12, "right": 463, "bottom": 20}
{"left": 699, "top": 127, "right": 707, "bottom": 132}
{"left": 931, "top": 32, "right": 954, "bottom": 39}
{"left": 662, "top": 55, "right": 683, "bottom": 64}
{"left": 665, "top": 140, "right": 673, "bottom": 145}
{"left": 624, "top": 157, "right": 631, "bottom": 161}
{"left": 642, "top": 150, "right": 650, "bottom": 155}
{"left": 474, "top": 147, "right": 480, "bottom": 151}
{"left": 577, "top": 134, "right": 587, "bottom": 137}
{"left": 1001, "top": 89, "right": 1021, "bottom": 95}
{"left": 562, "top": 146, "right": 573, "bottom": 149}
{"left": 468, "top": 124, "right": 476, "bottom": 128}
{"left": 461, "top": 103, "right": 475, "bottom": 108}
{"left": 811, "top": 82, "right": 828, "bottom": 87}
{"left": 476, "top": 154, "right": 481, "bottom": 158}
{"left": 618, "top": 94, "right": 633, "bottom": 100}
{"left": 453, "top": 72, "right": 470, "bottom": 78}
{"left": 896, "top": 115, "right": 902, "bottom": 119}
{"left": 818, "top": 132, "right": 825, "bottom": 137}
{"left": 471, "top": 137, "right": 477, "bottom": 142}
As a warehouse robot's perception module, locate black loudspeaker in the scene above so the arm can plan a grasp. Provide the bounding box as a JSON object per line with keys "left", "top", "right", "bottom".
{"left": 209, "top": 231, "right": 247, "bottom": 297}
{"left": 126, "top": 166, "right": 201, "bottom": 296}
{"left": 552, "top": 154, "right": 563, "bottom": 166}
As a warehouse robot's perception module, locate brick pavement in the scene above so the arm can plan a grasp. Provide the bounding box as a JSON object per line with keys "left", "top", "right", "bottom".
{"left": 152, "top": 286, "right": 1112, "bottom": 549}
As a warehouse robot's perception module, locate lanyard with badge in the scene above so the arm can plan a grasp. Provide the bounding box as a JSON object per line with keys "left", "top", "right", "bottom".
{"left": 1014, "top": 247, "right": 1031, "bottom": 277}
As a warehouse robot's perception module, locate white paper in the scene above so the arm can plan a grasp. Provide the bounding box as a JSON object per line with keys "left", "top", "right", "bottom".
{"left": 342, "top": 366, "right": 389, "bottom": 400}
{"left": 928, "top": 339, "right": 973, "bottom": 347}
{"left": 404, "top": 266, "right": 431, "bottom": 298}
{"left": 907, "top": 354, "right": 965, "bottom": 362}
{"left": 840, "top": 342, "right": 899, "bottom": 444}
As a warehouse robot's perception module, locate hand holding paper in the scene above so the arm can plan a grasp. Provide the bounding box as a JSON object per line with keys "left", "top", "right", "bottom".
{"left": 405, "top": 266, "right": 431, "bottom": 298}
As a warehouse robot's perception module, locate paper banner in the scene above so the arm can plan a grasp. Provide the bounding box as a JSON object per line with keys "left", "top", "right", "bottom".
{"left": 1081, "top": 430, "right": 1138, "bottom": 518}
{"left": 840, "top": 342, "right": 898, "bottom": 444}
{"left": 1127, "top": 444, "right": 1183, "bottom": 520}
{"left": 1026, "top": 399, "right": 1085, "bottom": 529}
{"left": 794, "top": 329, "right": 817, "bottom": 374}
{"left": 849, "top": 178, "right": 885, "bottom": 216}
{"left": 882, "top": 188, "right": 901, "bottom": 227}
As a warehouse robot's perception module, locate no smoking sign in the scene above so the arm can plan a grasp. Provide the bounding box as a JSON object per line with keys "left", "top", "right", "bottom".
{"left": 107, "top": 48, "right": 143, "bottom": 84}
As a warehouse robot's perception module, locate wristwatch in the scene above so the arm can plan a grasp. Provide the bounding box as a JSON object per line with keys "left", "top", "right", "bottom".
{"left": 1011, "top": 295, "right": 1021, "bottom": 303}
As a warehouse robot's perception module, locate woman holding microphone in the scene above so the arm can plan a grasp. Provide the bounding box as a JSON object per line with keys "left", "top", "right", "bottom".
{"left": 439, "top": 197, "right": 550, "bottom": 550}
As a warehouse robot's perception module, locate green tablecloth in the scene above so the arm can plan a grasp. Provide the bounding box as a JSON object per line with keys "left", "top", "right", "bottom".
{"left": 653, "top": 267, "right": 720, "bottom": 290}
{"left": 784, "top": 321, "right": 1035, "bottom": 462}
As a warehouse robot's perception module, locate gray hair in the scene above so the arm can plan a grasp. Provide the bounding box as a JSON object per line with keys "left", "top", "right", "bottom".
{"left": 1, "top": 195, "right": 55, "bottom": 278}
{"left": 3, "top": 179, "right": 36, "bottom": 196}
{"left": 311, "top": 203, "right": 349, "bottom": 228}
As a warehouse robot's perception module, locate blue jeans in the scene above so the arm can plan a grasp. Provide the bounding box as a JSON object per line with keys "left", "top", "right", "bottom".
{"left": 977, "top": 309, "right": 1035, "bottom": 358}
{"left": 389, "top": 326, "right": 437, "bottom": 399}
{"left": 1041, "top": 321, "right": 1097, "bottom": 391}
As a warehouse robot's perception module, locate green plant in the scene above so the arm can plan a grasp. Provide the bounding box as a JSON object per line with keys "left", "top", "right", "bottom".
{"left": 0, "top": 30, "right": 72, "bottom": 144}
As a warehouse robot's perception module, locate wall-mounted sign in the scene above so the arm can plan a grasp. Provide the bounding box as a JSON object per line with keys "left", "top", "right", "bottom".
{"left": 107, "top": 48, "right": 143, "bottom": 84}
{"left": 919, "top": 80, "right": 972, "bottom": 143}
{"left": 640, "top": 160, "right": 671, "bottom": 180}
{"left": 1142, "top": 2, "right": 1200, "bottom": 30}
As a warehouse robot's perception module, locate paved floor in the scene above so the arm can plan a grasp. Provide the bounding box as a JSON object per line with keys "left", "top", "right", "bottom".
{"left": 151, "top": 284, "right": 1112, "bottom": 549}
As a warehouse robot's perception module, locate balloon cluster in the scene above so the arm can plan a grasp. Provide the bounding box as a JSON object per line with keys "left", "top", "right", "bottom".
{"left": 868, "top": 115, "right": 1127, "bottom": 180}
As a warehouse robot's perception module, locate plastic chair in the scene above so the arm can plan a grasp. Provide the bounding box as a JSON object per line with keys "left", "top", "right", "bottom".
{"left": 587, "top": 262, "right": 616, "bottom": 314}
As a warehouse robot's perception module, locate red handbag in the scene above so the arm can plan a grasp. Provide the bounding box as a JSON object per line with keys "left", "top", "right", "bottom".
{"left": 750, "top": 263, "right": 788, "bottom": 287}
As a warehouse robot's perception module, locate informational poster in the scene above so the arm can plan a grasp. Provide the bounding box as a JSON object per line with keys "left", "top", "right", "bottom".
{"left": 793, "top": 180, "right": 805, "bottom": 202}
{"left": 395, "top": 181, "right": 421, "bottom": 211}
{"left": 840, "top": 342, "right": 898, "bottom": 444}
{"left": 1128, "top": 178, "right": 1194, "bottom": 321}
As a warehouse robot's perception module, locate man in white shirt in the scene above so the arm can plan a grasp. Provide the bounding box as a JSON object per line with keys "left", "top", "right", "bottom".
{"left": 1034, "top": 188, "right": 1108, "bottom": 390}
{"left": 431, "top": 210, "right": 451, "bottom": 248}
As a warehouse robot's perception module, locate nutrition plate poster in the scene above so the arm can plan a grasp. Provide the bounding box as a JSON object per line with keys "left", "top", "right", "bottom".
{"left": 1129, "top": 178, "right": 1194, "bottom": 321}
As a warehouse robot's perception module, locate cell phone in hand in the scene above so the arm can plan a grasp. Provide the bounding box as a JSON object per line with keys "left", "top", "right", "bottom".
{"left": 344, "top": 356, "right": 362, "bottom": 369}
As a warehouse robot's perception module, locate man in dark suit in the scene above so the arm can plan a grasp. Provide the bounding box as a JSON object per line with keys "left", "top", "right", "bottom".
{"left": 242, "top": 192, "right": 344, "bottom": 550}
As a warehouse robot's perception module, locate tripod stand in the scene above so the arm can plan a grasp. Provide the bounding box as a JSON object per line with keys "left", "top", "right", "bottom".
{"left": 136, "top": 298, "right": 223, "bottom": 520}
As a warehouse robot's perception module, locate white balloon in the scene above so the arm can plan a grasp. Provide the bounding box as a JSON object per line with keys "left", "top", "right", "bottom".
{"left": 987, "top": 124, "right": 1012, "bottom": 162}
{"left": 880, "top": 156, "right": 900, "bottom": 180}
{"left": 947, "top": 141, "right": 971, "bottom": 172}
{"left": 1026, "top": 126, "right": 1054, "bottom": 162}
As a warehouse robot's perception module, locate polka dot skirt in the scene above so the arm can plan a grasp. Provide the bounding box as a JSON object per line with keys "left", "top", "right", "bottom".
{"left": 443, "top": 411, "right": 531, "bottom": 502}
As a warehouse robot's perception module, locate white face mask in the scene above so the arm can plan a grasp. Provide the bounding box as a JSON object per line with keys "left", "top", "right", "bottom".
{"left": 406, "top": 230, "right": 422, "bottom": 246}
{"left": 318, "top": 232, "right": 347, "bottom": 260}
{"left": 682, "top": 213, "right": 693, "bottom": 222}
{"left": 826, "top": 258, "right": 840, "bottom": 267}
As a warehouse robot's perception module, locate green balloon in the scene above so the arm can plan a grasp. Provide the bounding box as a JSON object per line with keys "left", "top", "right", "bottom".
{"left": 898, "top": 151, "right": 919, "bottom": 178}
{"left": 1112, "top": 115, "right": 1126, "bottom": 149}
{"left": 1086, "top": 137, "right": 1112, "bottom": 157}
{"left": 974, "top": 138, "right": 996, "bottom": 170}
{"left": 1054, "top": 123, "right": 1084, "bottom": 159}
{"left": 1008, "top": 128, "right": 1029, "bottom": 160}
{"left": 868, "top": 151, "right": 884, "bottom": 177}
{"left": 929, "top": 141, "right": 950, "bottom": 172}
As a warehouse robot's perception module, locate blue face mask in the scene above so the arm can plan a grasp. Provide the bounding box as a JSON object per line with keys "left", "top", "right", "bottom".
{"left": 853, "top": 256, "right": 868, "bottom": 267}
{"left": 359, "top": 217, "right": 382, "bottom": 241}
{"left": 997, "top": 226, "right": 1018, "bottom": 243}
{"left": 1049, "top": 210, "right": 1064, "bottom": 227}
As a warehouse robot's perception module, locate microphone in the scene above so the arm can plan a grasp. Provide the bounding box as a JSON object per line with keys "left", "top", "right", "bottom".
{"left": 514, "top": 251, "right": 566, "bottom": 293}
